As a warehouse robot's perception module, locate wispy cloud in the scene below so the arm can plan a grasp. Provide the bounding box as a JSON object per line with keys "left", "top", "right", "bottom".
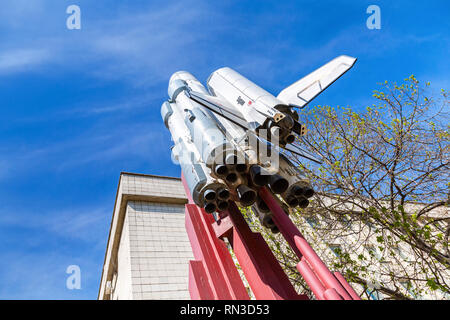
{"left": 0, "top": 49, "right": 50, "bottom": 74}
{"left": 0, "top": 119, "right": 169, "bottom": 182}
{"left": 0, "top": 1, "right": 221, "bottom": 86}
{"left": 0, "top": 206, "right": 110, "bottom": 243}
{"left": 0, "top": 204, "right": 110, "bottom": 299}
{"left": 66, "top": 93, "right": 158, "bottom": 117}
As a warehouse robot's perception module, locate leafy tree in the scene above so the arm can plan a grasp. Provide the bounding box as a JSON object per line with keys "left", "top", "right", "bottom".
{"left": 248, "top": 76, "right": 449, "bottom": 299}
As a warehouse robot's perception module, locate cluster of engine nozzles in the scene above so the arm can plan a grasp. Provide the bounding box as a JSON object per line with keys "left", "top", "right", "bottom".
{"left": 266, "top": 108, "right": 302, "bottom": 146}
{"left": 202, "top": 185, "right": 231, "bottom": 214}
{"left": 201, "top": 154, "right": 314, "bottom": 214}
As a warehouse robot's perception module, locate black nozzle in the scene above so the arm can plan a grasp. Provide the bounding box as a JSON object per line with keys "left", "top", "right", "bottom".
{"left": 256, "top": 197, "right": 270, "bottom": 213}
{"left": 292, "top": 121, "right": 302, "bottom": 135}
{"left": 225, "top": 172, "right": 238, "bottom": 183}
{"left": 297, "top": 197, "right": 309, "bottom": 209}
{"left": 217, "top": 201, "right": 229, "bottom": 211}
{"left": 304, "top": 187, "right": 314, "bottom": 198}
{"left": 268, "top": 174, "right": 289, "bottom": 194}
{"left": 286, "top": 196, "right": 299, "bottom": 208}
{"left": 285, "top": 134, "right": 295, "bottom": 144}
{"left": 236, "top": 185, "right": 256, "bottom": 207}
{"left": 291, "top": 185, "right": 304, "bottom": 197}
{"left": 249, "top": 165, "right": 270, "bottom": 187}
{"left": 217, "top": 188, "right": 230, "bottom": 200}
{"left": 270, "top": 225, "right": 280, "bottom": 234}
{"left": 279, "top": 114, "right": 294, "bottom": 130}
{"left": 264, "top": 216, "right": 276, "bottom": 228}
{"left": 253, "top": 202, "right": 273, "bottom": 227}
{"left": 204, "top": 202, "right": 216, "bottom": 214}
{"left": 215, "top": 164, "right": 228, "bottom": 177}
{"left": 236, "top": 163, "right": 248, "bottom": 173}
{"left": 204, "top": 189, "right": 217, "bottom": 201}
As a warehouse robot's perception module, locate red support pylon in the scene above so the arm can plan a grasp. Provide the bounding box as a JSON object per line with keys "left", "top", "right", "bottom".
{"left": 182, "top": 173, "right": 360, "bottom": 300}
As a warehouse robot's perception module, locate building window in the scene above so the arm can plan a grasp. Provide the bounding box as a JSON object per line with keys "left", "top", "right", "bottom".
{"left": 329, "top": 244, "right": 342, "bottom": 257}
{"left": 392, "top": 246, "right": 408, "bottom": 260}
{"left": 432, "top": 220, "right": 448, "bottom": 233}
{"left": 305, "top": 216, "right": 319, "bottom": 228}
{"left": 365, "top": 288, "right": 380, "bottom": 300}
{"left": 365, "top": 245, "right": 381, "bottom": 260}
{"left": 364, "top": 218, "right": 375, "bottom": 229}
{"left": 400, "top": 281, "right": 416, "bottom": 298}
{"left": 338, "top": 214, "right": 351, "bottom": 228}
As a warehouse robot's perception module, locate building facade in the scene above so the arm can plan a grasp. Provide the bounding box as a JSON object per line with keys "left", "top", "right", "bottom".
{"left": 98, "top": 172, "right": 449, "bottom": 300}
{"left": 98, "top": 172, "right": 193, "bottom": 300}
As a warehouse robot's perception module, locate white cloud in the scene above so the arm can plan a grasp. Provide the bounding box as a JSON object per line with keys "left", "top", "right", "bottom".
{"left": 0, "top": 119, "right": 169, "bottom": 181}
{"left": 0, "top": 206, "right": 110, "bottom": 244}
{"left": 0, "top": 1, "right": 220, "bottom": 86}
{"left": 0, "top": 49, "right": 50, "bottom": 74}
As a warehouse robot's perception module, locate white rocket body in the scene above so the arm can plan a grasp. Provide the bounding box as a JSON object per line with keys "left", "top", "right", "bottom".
{"left": 160, "top": 55, "right": 357, "bottom": 214}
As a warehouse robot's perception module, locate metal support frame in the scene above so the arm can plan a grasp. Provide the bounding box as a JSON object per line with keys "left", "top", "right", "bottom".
{"left": 182, "top": 173, "right": 360, "bottom": 300}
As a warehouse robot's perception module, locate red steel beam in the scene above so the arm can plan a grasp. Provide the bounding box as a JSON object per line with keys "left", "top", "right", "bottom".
{"left": 222, "top": 201, "right": 308, "bottom": 300}
{"left": 259, "top": 187, "right": 360, "bottom": 300}
{"left": 183, "top": 175, "right": 250, "bottom": 300}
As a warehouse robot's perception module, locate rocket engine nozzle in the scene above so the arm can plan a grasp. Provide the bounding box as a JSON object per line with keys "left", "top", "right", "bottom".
{"left": 268, "top": 174, "right": 289, "bottom": 194}
{"left": 225, "top": 153, "right": 248, "bottom": 173}
{"left": 217, "top": 188, "right": 230, "bottom": 200}
{"left": 291, "top": 185, "right": 304, "bottom": 197}
{"left": 214, "top": 164, "right": 228, "bottom": 177}
{"left": 304, "top": 187, "right": 315, "bottom": 198}
{"left": 297, "top": 196, "right": 309, "bottom": 208}
{"left": 255, "top": 196, "right": 270, "bottom": 213}
{"left": 204, "top": 202, "right": 217, "bottom": 214}
{"left": 225, "top": 154, "right": 238, "bottom": 166}
{"left": 225, "top": 172, "right": 238, "bottom": 183}
{"left": 236, "top": 184, "right": 256, "bottom": 207}
{"left": 249, "top": 165, "right": 270, "bottom": 187}
{"left": 286, "top": 196, "right": 299, "bottom": 208}
{"left": 277, "top": 114, "right": 294, "bottom": 130}
{"left": 235, "top": 163, "right": 248, "bottom": 173}
{"left": 217, "top": 200, "right": 229, "bottom": 211}
{"left": 285, "top": 134, "right": 296, "bottom": 144}
{"left": 204, "top": 189, "right": 217, "bottom": 201}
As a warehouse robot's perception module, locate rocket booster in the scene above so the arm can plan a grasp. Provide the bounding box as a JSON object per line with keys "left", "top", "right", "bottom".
{"left": 160, "top": 56, "right": 357, "bottom": 233}
{"left": 161, "top": 70, "right": 315, "bottom": 216}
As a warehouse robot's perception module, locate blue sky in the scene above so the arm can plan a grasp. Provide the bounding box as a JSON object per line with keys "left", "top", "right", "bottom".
{"left": 0, "top": 0, "right": 448, "bottom": 299}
